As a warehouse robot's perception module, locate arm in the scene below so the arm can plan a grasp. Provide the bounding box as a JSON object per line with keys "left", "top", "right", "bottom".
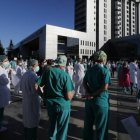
{"left": 91, "top": 84, "right": 108, "bottom": 97}
{"left": 65, "top": 90, "right": 74, "bottom": 100}
{"left": 35, "top": 83, "right": 44, "bottom": 99}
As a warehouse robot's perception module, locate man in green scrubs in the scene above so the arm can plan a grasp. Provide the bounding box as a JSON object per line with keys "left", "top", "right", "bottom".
{"left": 35, "top": 55, "right": 74, "bottom": 140}
{"left": 83, "top": 51, "right": 110, "bottom": 140}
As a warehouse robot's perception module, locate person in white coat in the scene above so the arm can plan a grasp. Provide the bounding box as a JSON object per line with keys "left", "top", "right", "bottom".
{"left": 20, "top": 59, "right": 41, "bottom": 140}
{"left": 0, "top": 55, "right": 10, "bottom": 132}
{"left": 69, "top": 60, "right": 74, "bottom": 81}
{"left": 74, "top": 58, "right": 85, "bottom": 97}
{"left": 129, "top": 59, "right": 138, "bottom": 95}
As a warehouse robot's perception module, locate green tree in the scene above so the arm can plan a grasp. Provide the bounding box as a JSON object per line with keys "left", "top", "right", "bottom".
{"left": 0, "top": 40, "right": 5, "bottom": 55}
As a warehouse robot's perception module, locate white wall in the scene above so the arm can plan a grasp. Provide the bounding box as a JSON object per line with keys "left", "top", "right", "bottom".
{"left": 45, "top": 25, "right": 96, "bottom": 59}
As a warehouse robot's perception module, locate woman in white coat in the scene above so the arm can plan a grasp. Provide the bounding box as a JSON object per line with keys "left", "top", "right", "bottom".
{"left": 20, "top": 59, "right": 41, "bottom": 140}
{"left": 0, "top": 55, "right": 10, "bottom": 132}
{"left": 129, "top": 59, "right": 138, "bottom": 95}
{"left": 14, "top": 60, "right": 23, "bottom": 95}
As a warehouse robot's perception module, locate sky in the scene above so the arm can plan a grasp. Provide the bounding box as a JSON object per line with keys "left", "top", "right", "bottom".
{"left": 0, "top": 0, "right": 74, "bottom": 48}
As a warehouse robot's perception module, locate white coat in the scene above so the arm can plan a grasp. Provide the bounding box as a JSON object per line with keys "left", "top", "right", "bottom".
{"left": 0, "top": 66, "right": 10, "bottom": 108}
{"left": 74, "top": 63, "right": 85, "bottom": 85}
{"left": 129, "top": 62, "right": 137, "bottom": 84}
{"left": 69, "top": 64, "right": 74, "bottom": 80}
{"left": 20, "top": 70, "right": 40, "bottom": 128}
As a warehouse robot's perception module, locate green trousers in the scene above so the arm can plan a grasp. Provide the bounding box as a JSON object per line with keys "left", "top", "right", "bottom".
{"left": 123, "top": 87, "right": 131, "bottom": 92}
{"left": 24, "top": 127, "right": 37, "bottom": 140}
{"left": 0, "top": 107, "right": 4, "bottom": 129}
{"left": 83, "top": 100, "right": 109, "bottom": 140}
{"left": 46, "top": 105, "right": 70, "bottom": 140}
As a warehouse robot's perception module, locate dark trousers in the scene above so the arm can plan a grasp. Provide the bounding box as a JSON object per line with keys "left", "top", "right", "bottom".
{"left": 0, "top": 108, "right": 4, "bottom": 129}
{"left": 24, "top": 127, "right": 37, "bottom": 140}
{"left": 130, "top": 82, "right": 137, "bottom": 95}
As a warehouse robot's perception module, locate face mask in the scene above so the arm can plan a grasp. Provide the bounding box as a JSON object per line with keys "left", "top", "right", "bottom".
{"left": 3, "top": 62, "right": 9, "bottom": 68}
{"left": 101, "top": 64, "right": 104, "bottom": 67}
{"left": 19, "top": 63, "right": 22, "bottom": 65}
{"left": 34, "top": 66, "right": 40, "bottom": 73}
{"left": 44, "top": 63, "right": 47, "bottom": 66}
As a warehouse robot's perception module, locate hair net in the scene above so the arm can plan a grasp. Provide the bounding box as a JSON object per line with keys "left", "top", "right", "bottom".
{"left": 55, "top": 55, "right": 67, "bottom": 66}
{"left": 27, "top": 59, "right": 37, "bottom": 70}
{"left": 0, "top": 55, "right": 7, "bottom": 62}
{"left": 93, "top": 50, "right": 107, "bottom": 62}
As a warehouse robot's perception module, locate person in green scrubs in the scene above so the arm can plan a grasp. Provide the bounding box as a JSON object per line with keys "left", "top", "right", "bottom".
{"left": 117, "top": 61, "right": 122, "bottom": 81}
{"left": 35, "top": 55, "right": 74, "bottom": 140}
{"left": 83, "top": 50, "right": 110, "bottom": 140}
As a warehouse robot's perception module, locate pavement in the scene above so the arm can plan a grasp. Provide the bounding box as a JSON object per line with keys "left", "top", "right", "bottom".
{"left": 0, "top": 72, "right": 139, "bottom": 140}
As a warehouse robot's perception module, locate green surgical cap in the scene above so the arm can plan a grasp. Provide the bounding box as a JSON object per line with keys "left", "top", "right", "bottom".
{"left": 0, "top": 55, "right": 7, "bottom": 62}
{"left": 93, "top": 50, "right": 107, "bottom": 62}
{"left": 55, "top": 55, "right": 67, "bottom": 66}
{"left": 27, "top": 59, "right": 37, "bottom": 70}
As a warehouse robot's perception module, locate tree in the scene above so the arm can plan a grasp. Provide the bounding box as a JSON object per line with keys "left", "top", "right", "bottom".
{"left": 0, "top": 40, "right": 5, "bottom": 55}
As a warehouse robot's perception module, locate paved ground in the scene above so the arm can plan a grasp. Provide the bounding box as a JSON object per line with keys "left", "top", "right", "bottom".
{"left": 0, "top": 72, "right": 139, "bottom": 140}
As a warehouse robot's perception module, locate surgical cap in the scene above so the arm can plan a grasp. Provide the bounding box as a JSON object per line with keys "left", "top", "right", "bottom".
{"left": 55, "top": 55, "right": 67, "bottom": 66}
{"left": 27, "top": 59, "right": 37, "bottom": 70}
{"left": 93, "top": 50, "right": 107, "bottom": 62}
{"left": 0, "top": 55, "right": 7, "bottom": 62}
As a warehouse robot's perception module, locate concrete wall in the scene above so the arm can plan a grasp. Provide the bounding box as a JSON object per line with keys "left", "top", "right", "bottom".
{"left": 45, "top": 24, "right": 96, "bottom": 59}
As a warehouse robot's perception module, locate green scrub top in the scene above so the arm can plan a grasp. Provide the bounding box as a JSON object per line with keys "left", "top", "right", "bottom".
{"left": 84, "top": 63, "right": 87, "bottom": 71}
{"left": 36, "top": 67, "right": 74, "bottom": 110}
{"left": 104, "top": 64, "right": 111, "bottom": 84}
{"left": 11, "top": 61, "right": 16, "bottom": 69}
{"left": 84, "top": 65, "right": 110, "bottom": 107}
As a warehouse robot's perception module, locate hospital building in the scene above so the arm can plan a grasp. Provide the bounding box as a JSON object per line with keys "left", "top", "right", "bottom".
{"left": 11, "top": 0, "right": 140, "bottom": 60}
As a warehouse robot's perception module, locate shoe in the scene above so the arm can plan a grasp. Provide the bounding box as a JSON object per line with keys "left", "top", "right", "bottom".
{"left": 123, "top": 91, "right": 128, "bottom": 93}
{"left": 0, "top": 126, "right": 7, "bottom": 132}
{"left": 1, "top": 121, "right": 9, "bottom": 126}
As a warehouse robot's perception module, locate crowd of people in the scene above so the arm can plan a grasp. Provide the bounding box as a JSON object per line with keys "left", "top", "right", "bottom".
{"left": 0, "top": 51, "right": 139, "bottom": 140}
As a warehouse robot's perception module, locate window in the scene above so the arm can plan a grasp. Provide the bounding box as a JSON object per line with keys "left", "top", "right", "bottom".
{"left": 92, "top": 42, "right": 93, "bottom": 46}
{"left": 104, "top": 19, "right": 107, "bottom": 24}
{"left": 83, "top": 40, "right": 84, "bottom": 45}
{"left": 87, "top": 41, "right": 89, "bottom": 46}
{"left": 90, "top": 42, "right": 91, "bottom": 46}
{"left": 104, "top": 30, "right": 107, "bottom": 35}
{"left": 83, "top": 49, "right": 84, "bottom": 54}
{"left": 81, "top": 40, "right": 82, "bottom": 45}
{"left": 80, "top": 49, "right": 82, "bottom": 54}
{"left": 104, "top": 37, "right": 107, "bottom": 41}
{"left": 104, "top": 25, "right": 107, "bottom": 29}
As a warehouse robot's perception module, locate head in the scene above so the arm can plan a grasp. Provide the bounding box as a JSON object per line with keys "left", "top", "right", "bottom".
{"left": 40, "top": 59, "right": 46, "bottom": 65}
{"left": 132, "top": 58, "right": 137, "bottom": 63}
{"left": 27, "top": 59, "right": 39, "bottom": 73}
{"left": 17, "top": 60, "right": 22, "bottom": 66}
{"left": 47, "top": 59, "right": 53, "bottom": 65}
{"left": 93, "top": 50, "right": 107, "bottom": 64}
{"left": 55, "top": 55, "right": 67, "bottom": 68}
{"left": 0, "top": 55, "right": 9, "bottom": 68}
{"left": 78, "top": 58, "right": 82, "bottom": 63}
{"left": 123, "top": 61, "right": 128, "bottom": 67}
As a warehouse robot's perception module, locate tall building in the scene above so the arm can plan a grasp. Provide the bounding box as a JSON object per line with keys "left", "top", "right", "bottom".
{"left": 112, "top": 0, "right": 140, "bottom": 38}
{"left": 75, "top": 0, "right": 111, "bottom": 50}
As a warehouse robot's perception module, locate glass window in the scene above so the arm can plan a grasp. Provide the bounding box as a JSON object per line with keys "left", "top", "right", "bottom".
{"left": 83, "top": 40, "right": 84, "bottom": 45}
{"left": 83, "top": 49, "right": 84, "bottom": 54}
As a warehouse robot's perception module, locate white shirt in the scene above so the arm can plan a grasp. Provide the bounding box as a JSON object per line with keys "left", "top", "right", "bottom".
{"left": 129, "top": 62, "right": 138, "bottom": 84}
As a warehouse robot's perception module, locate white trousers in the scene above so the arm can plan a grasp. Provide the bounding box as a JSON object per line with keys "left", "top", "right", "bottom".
{"left": 74, "top": 83, "right": 85, "bottom": 96}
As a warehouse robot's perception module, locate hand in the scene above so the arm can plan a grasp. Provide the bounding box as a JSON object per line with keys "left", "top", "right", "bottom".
{"left": 82, "top": 93, "right": 94, "bottom": 100}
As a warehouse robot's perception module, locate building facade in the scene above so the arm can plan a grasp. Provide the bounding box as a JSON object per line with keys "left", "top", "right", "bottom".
{"left": 75, "top": 0, "right": 111, "bottom": 50}
{"left": 112, "top": 0, "right": 140, "bottom": 38}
